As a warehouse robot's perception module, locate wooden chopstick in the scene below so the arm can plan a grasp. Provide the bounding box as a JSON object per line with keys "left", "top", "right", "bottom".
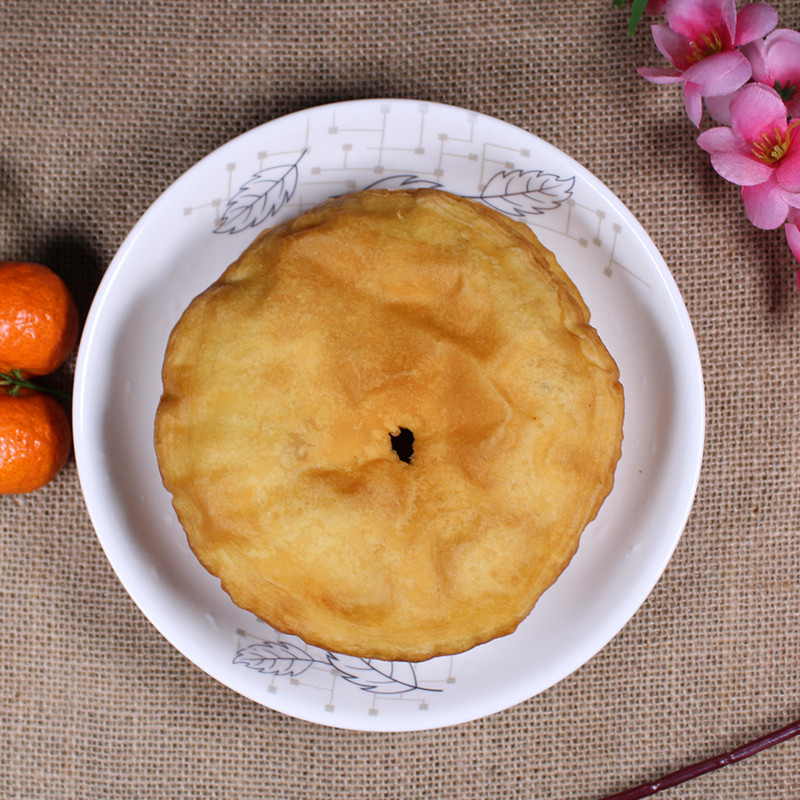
{"left": 598, "top": 716, "right": 800, "bottom": 800}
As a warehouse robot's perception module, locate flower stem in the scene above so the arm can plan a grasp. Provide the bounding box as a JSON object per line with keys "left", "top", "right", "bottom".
{"left": 0, "top": 369, "right": 72, "bottom": 402}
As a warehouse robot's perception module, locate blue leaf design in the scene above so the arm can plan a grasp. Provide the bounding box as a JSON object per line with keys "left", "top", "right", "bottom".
{"left": 326, "top": 653, "right": 441, "bottom": 695}
{"left": 233, "top": 640, "right": 319, "bottom": 677}
{"left": 477, "top": 169, "right": 575, "bottom": 217}
{"left": 214, "top": 151, "right": 305, "bottom": 234}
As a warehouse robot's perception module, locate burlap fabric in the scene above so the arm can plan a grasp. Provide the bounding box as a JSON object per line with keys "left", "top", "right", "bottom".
{"left": 2, "top": 1, "right": 799, "bottom": 798}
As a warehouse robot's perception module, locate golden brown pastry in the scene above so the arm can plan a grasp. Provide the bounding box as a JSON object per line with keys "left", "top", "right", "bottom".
{"left": 155, "top": 189, "right": 624, "bottom": 662}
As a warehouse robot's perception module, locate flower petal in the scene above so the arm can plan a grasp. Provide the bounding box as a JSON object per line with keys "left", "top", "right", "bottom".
{"left": 742, "top": 178, "right": 789, "bottom": 228}
{"left": 666, "top": 0, "right": 729, "bottom": 40}
{"left": 704, "top": 92, "right": 735, "bottom": 124}
{"left": 645, "top": 0, "right": 668, "bottom": 14}
{"left": 720, "top": 0, "right": 737, "bottom": 42}
{"left": 684, "top": 81, "right": 704, "bottom": 127}
{"left": 786, "top": 220, "right": 800, "bottom": 265}
{"left": 697, "top": 124, "right": 740, "bottom": 152}
{"left": 779, "top": 189, "right": 800, "bottom": 209}
{"left": 637, "top": 66, "right": 684, "bottom": 84}
{"left": 729, "top": 83, "right": 787, "bottom": 142}
{"left": 709, "top": 149, "right": 773, "bottom": 185}
{"left": 765, "top": 37, "right": 800, "bottom": 87}
{"left": 734, "top": 3, "right": 779, "bottom": 46}
{"left": 651, "top": 24, "right": 691, "bottom": 68}
{"left": 740, "top": 37, "right": 769, "bottom": 82}
{"left": 683, "top": 50, "right": 752, "bottom": 96}
{"left": 775, "top": 140, "right": 800, "bottom": 193}
{"left": 766, "top": 28, "right": 800, "bottom": 49}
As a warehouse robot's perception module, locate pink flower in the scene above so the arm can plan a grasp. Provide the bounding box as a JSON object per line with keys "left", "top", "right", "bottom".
{"left": 638, "top": 0, "right": 779, "bottom": 126}
{"left": 742, "top": 29, "right": 800, "bottom": 120}
{"left": 697, "top": 82, "right": 800, "bottom": 229}
{"left": 704, "top": 29, "right": 800, "bottom": 124}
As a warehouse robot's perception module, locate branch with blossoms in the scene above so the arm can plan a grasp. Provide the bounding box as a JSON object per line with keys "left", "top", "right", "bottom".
{"left": 617, "top": 0, "right": 800, "bottom": 288}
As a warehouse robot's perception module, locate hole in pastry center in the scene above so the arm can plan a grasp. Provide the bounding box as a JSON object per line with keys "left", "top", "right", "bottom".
{"left": 390, "top": 427, "right": 414, "bottom": 464}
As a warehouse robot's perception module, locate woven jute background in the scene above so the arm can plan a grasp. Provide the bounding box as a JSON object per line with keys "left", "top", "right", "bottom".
{"left": 2, "top": 1, "right": 799, "bottom": 798}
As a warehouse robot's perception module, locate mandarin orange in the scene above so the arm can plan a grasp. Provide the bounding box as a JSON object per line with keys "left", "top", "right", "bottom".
{"left": 0, "top": 261, "right": 79, "bottom": 377}
{"left": 0, "top": 391, "right": 71, "bottom": 494}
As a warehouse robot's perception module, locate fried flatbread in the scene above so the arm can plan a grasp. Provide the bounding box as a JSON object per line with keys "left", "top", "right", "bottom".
{"left": 155, "top": 189, "right": 624, "bottom": 661}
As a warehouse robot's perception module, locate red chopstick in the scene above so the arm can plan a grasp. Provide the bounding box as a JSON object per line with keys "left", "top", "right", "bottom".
{"left": 598, "top": 716, "right": 800, "bottom": 800}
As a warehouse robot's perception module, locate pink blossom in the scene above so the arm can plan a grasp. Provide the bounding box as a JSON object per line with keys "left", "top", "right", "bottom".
{"left": 697, "top": 82, "right": 800, "bottom": 229}
{"left": 637, "top": 0, "right": 779, "bottom": 126}
{"left": 742, "top": 29, "right": 800, "bottom": 120}
{"left": 705, "top": 29, "right": 800, "bottom": 124}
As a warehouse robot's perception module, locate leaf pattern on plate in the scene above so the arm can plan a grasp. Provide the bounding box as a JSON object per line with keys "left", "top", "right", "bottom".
{"left": 214, "top": 150, "right": 305, "bottom": 234}
{"left": 476, "top": 169, "right": 575, "bottom": 217}
{"left": 326, "top": 653, "right": 441, "bottom": 695}
{"left": 213, "top": 161, "right": 573, "bottom": 236}
{"left": 233, "top": 640, "right": 316, "bottom": 677}
{"left": 360, "top": 174, "right": 443, "bottom": 191}
{"left": 234, "top": 638, "right": 441, "bottom": 695}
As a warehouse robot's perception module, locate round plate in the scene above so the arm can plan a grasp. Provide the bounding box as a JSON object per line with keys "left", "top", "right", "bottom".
{"left": 73, "top": 99, "right": 704, "bottom": 732}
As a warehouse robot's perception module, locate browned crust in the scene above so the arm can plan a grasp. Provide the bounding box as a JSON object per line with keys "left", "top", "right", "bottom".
{"left": 155, "top": 188, "right": 624, "bottom": 661}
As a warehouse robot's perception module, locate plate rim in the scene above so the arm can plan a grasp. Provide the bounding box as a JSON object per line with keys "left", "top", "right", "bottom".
{"left": 72, "top": 97, "right": 705, "bottom": 732}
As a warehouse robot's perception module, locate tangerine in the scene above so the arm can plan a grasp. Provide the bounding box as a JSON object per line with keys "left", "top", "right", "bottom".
{"left": 0, "top": 261, "right": 79, "bottom": 377}
{"left": 0, "top": 391, "right": 71, "bottom": 494}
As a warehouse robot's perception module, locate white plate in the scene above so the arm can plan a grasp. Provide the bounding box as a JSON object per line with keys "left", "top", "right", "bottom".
{"left": 73, "top": 99, "right": 704, "bottom": 732}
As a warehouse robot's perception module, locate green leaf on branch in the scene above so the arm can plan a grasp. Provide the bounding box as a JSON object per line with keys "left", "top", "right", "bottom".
{"left": 613, "top": 0, "right": 650, "bottom": 36}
